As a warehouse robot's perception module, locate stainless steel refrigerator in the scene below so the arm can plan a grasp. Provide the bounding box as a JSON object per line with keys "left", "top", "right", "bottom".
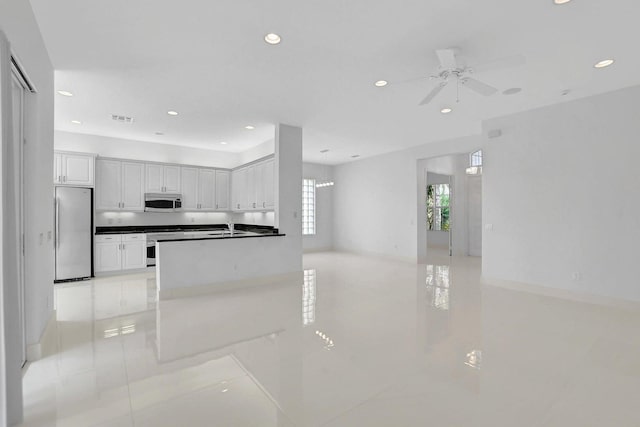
{"left": 55, "top": 187, "right": 93, "bottom": 281}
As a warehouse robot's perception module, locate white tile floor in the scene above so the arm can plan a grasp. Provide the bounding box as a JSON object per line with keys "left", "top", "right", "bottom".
{"left": 21, "top": 251, "right": 640, "bottom": 426}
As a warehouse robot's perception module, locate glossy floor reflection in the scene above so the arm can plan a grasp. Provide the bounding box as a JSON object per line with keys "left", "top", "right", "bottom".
{"left": 22, "top": 252, "right": 640, "bottom": 426}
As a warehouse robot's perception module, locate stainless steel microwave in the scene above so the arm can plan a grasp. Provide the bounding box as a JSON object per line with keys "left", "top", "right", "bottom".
{"left": 144, "top": 193, "right": 182, "bottom": 212}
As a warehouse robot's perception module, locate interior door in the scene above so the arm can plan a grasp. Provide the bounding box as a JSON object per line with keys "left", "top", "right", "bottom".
{"left": 12, "top": 69, "right": 26, "bottom": 366}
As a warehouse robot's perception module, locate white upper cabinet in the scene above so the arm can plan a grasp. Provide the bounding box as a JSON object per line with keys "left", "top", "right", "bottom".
{"left": 145, "top": 164, "right": 181, "bottom": 193}
{"left": 96, "top": 160, "right": 122, "bottom": 210}
{"left": 262, "top": 158, "right": 275, "bottom": 209}
{"left": 164, "top": 166, "right": 181, "bottom": 193}
{"left": 231, "top": 158, "right": 276, "bottom": 211}
{"left": 181, "top": 167, "right": 199, "bottom": 210}
{"left": 54, "top": 151, "right": 95, "bottom": 186}
{"left": 215, "top": 170, "right": 230, "bottom": 211}
{"left": 232, "top": 167, "right": 247, "bottom": 211}
{"left": 246, "top": 165, "right": 257, "bottom": 210}
{"left": 180, "top": 167, "right": 218, "bottom": 211}
{"left": 198, "top": 169, "right": 216, "bottom": 210}
{"left": 145, "top": 164, "right": 164, "bottom": 193}
{"left": 54, "top": 153, "right": 63, "bottom": 184}
{"left": 96, "top": 159, "right": 144, "bottom": 211}
{"left": 121, "top": 162, "right": 145, "bottom": 210}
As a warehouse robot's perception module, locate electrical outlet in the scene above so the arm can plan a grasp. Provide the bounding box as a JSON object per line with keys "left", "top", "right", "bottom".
{"left": 47, "top": 231, "right": 52, "bottom": 241}
{"left": 108, "top": 218, "right": 113, "bottom": 225}
{"left": 571, "top": 272, "right": 582, "bottom": 281}
{"left": 484, "top": 223, "right": 494, "bottom": 231}
{"left": 39, "top": 233, "right": 44, "bottom": 245}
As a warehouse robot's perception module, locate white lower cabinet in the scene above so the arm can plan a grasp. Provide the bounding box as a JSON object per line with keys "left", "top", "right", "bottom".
{"left": 95, "top": 236, "right": 122, "bottom": 272}
{"left": 121, "top": 235, "right": 147, "bottom": 270}
{"left": 95, "top": 234, "right": 147, "bottom": 273}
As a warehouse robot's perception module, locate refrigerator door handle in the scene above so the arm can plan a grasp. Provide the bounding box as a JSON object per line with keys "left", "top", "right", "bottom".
{"left": 55, "top": 197, "right": 60, "bottom": 248}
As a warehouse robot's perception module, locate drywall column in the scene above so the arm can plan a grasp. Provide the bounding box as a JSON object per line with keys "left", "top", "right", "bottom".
{"left": 274, "top": 124, "right": 303, "bottom": 273}
{"left": 0, "top": 29, "right": 21, "bottom": 427}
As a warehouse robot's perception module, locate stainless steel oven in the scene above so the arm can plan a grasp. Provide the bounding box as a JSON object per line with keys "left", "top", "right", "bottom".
{"left": 144, "top": 193, "right": 182, "bottom": 212}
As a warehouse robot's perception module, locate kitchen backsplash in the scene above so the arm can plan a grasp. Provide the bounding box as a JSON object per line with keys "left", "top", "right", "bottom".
{"left": 96, "top": 211, "right": 275, "bottom": 227}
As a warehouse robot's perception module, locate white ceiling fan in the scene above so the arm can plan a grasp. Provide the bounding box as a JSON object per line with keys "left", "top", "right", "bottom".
{"left": 398, "top": 48, "right": 526, "bottom": 106}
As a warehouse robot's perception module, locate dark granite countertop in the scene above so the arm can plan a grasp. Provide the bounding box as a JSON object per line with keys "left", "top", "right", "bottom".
{"left": 95, "top": 224, "right": 279, "bottom": 235}
{"left": 154, "top": 230, "right": 286, "bottom": 243}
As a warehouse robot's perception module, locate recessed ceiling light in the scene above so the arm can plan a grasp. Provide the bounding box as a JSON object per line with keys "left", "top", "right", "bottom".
{"left": 374, "top": 80, "right": 388, "bottom": 87}
{"left": 57, "top": 90, "right": 74, "bottom": 97}
{"left": 351, "top": 154, "right": 360, "bottom": 158}
{"left": 245, "top": 125, "right": 255, "bottom": 130}
{"left": 503, "top": 87, "right": 522, "bottom": 95}
{"left": 155, "top": 132, "right": 164, "bottom": 136}
{"left": 561, "top": 89, "right": 571, "bottom": 96}
{"left": 594, "top": 59, "right": 615, "bottom": 69}
{"left": 440, "top": 108, "right": 453, "bottom": 114}
{"left": 167, "top": 110, "right": 179, "bottom": 116}
{"left": 70, "top": 120, "right": 82, "bottom": 124}
{"left": 553, "top": 0, "right": 572, "bottom": 4}
{"left": 220, "top": 141, "right": 228, "bottom": 145}
{"left": 320, "top": 149, "right": 330, "bottom": 153}
{"left": 264, "top": 33, "right": 281, "bottom": 45}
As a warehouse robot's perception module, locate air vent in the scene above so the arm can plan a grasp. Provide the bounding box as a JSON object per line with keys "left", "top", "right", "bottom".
{"left": 111, "top": 114, "right": 134, "bottom": 124}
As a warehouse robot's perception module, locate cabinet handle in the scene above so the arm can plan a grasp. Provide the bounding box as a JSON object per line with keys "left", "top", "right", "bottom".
{"left": 263, "top": 202, "right": 266, "bottom": 208}
{"left": 216, "top": 203, "right": 218, "bottom": 209}
{"left": 253, "top": 202, "right": 256, "bottom": 208}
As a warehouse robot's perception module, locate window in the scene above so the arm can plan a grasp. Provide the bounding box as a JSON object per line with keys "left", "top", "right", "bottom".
{"left": 470, "top": 150, "right": 482, "bottom": 167}
{"left": 302, "top": 179, "right": 316, "bottom": 235}
{"left": 427, "top": 184, "right": 450, "bottom": 231}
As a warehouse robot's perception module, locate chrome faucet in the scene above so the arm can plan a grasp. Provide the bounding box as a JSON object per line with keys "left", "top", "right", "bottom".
{"left": 227, "top": 222, "right": 234, "bottom": 234}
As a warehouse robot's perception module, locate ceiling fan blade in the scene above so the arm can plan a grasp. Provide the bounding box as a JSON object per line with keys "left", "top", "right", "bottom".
{"left": 461, "top": 78, "right": 498, "bottom": 96}
{"left": 436, "top": 49, "right": 458, "bottom": 70}
{"left": 419, "top": 82, "right": 447, "bottom": 105}
{"left": 472, "top": 54, "right": 526, "bottom": 73}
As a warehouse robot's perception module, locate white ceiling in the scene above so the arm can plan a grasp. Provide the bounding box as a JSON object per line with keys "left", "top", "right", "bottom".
{"left": 29, "top": 0, "right": 640, "bottom": 165}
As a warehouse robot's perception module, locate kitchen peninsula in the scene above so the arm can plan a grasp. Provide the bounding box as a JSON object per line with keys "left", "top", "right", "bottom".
{"left": 155, "top": 124, "right": 303, "bottom": 300}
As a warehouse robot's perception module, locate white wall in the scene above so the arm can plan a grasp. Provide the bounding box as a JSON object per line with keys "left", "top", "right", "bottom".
{"left": 303, "top": 163, "right": 334, "bottom": 252}
{"left": 239, "top": 139, "right": 275, "bottom": 165}
{"left": 274, "top": 124, "right": 303, "bottom": 272}
{"left": 333, "top": 135, "right": 481, "bottom": 262}
{"left": 483, "top": 85, "right": 640, "bottom": 302}
{"left": 1, "top": 0, "right": 55, "bottom": 423}
{"left": 55, "top": 130, "right": 241, "bottom": 169}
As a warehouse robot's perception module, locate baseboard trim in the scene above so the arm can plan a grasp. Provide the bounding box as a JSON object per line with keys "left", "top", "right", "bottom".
{"left": 158, "top": 271, "right": 303, "bottom": 300}
{"left": 331, "top": 248, "right": 418, "bottom": 264}
{"left": 26, "top": 310, "right": 57, "bottom": 361}
{"left": 482, "top": 276, "right": 640, "bottom": 311}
